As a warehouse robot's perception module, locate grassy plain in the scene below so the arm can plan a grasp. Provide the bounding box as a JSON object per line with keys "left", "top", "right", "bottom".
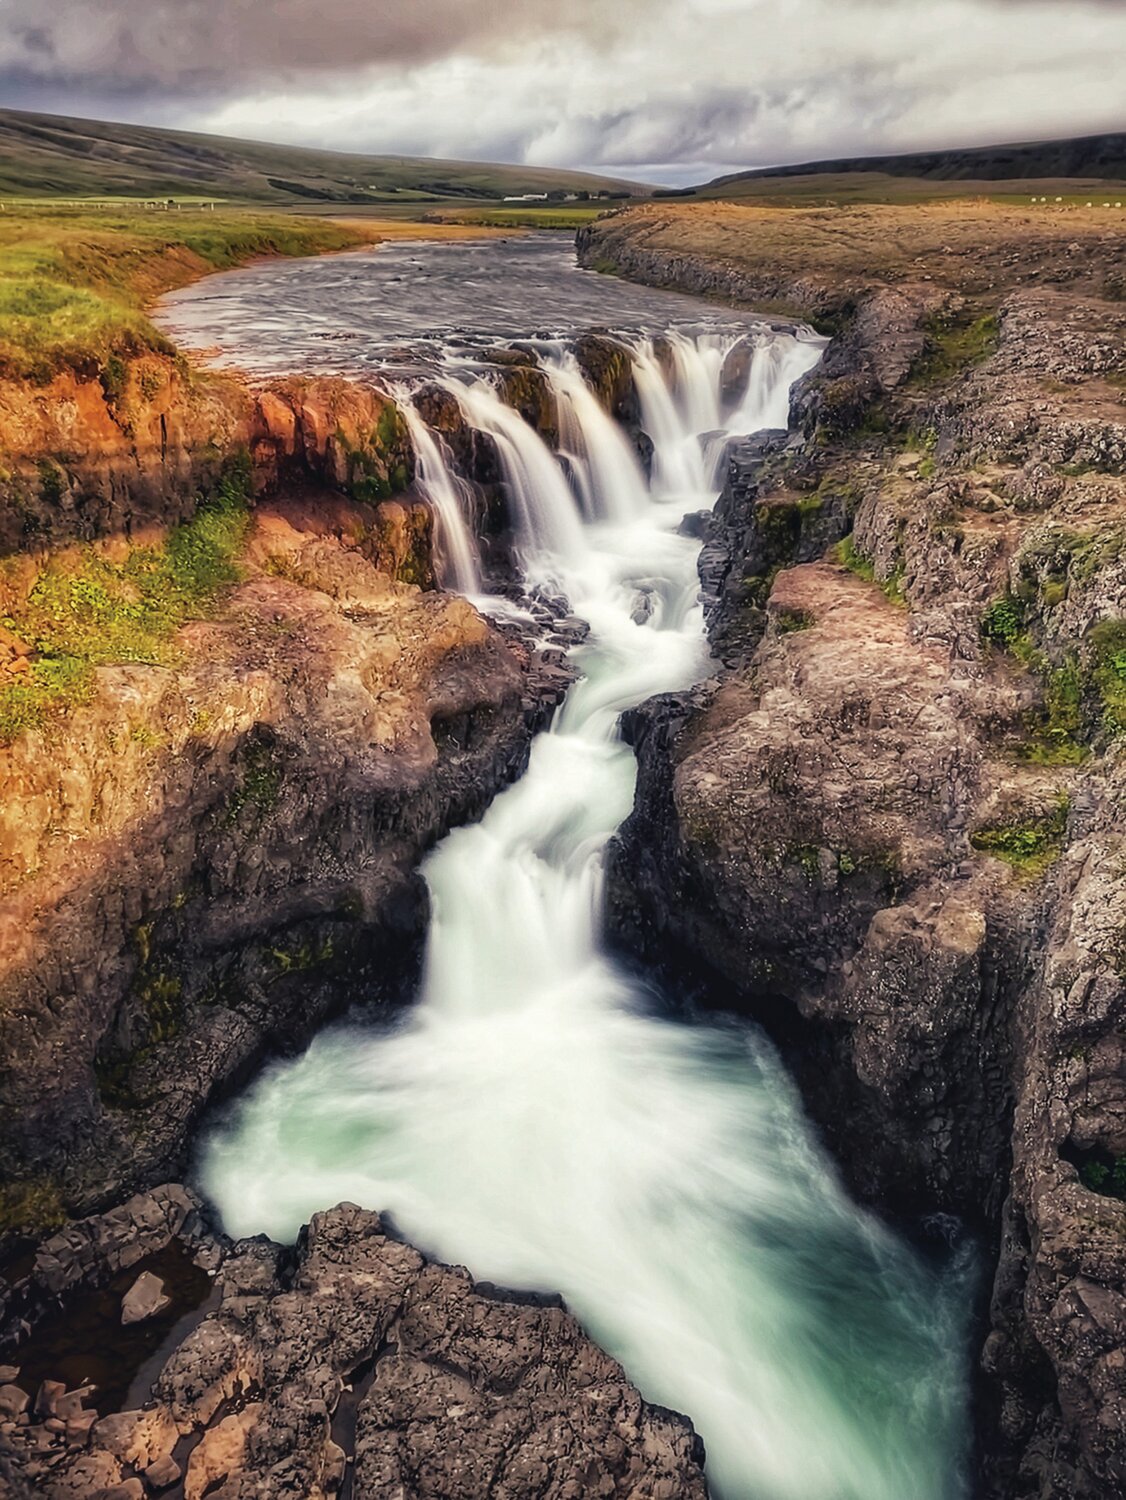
{"left": 585, "top": 199, "right": 1126, "bottom": 306}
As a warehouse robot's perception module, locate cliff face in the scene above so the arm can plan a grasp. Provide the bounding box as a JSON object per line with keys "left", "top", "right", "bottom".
{"left": 0, "top": 492, "right": 565, "bottom": 1225}
{"left": 0, "top": 355, "right": 415, "bottom": 554}
{"left": 591, "top": 206, "right": 1126, "bottom": 1497}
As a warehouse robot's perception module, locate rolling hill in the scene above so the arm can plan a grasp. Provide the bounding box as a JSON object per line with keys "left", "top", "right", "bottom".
{"left": 675, "top": 133, "right": 1126, "bottom": 204}
{"left": 0, "top": 109, "right": 645, "bottom": 205}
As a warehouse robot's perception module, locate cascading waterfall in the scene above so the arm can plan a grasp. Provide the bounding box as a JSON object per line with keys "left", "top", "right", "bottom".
{"left": 199, "top": 323, "right": 973, "bottom": 1500}
{"left": 395, "top": 396, "right": 482, "bottom": 593}
{"left": 541, "top": 348, "right": 649, "bottom": 525}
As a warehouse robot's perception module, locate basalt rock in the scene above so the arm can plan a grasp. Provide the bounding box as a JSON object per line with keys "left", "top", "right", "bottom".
{"left": 0, "top": 1191, "right": 707, "bottom": 1500}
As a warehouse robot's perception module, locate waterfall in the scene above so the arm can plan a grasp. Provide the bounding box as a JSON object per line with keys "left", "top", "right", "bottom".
{"left": 395, "top": 396, "right": 482, "bottom": 593}
{"left": 445, "top": 375, "right": 587, "bottom": 571}
{"left": 200, "top": 322, "right": 972, "bottom": 1500}
{"left": 539, "top": 349, "right": 650, "bottom": 524}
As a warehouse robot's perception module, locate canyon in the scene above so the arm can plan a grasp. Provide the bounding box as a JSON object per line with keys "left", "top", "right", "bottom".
{"left": 0, "top": 206, "right": 1122, "bottom": 1498}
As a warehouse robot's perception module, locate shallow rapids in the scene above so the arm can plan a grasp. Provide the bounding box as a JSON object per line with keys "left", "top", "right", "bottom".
{"left": 194, "top": 255, "right": 973, "bottom": 1500}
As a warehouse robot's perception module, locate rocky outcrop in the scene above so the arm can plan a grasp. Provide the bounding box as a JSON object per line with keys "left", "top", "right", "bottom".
{"left": 0, "top": 355, "right": 414, "bottom": 556}
{"left": 0, "top": 1189, "right": 706, "bottom": 1500}
{"left": 599, "top": 205, "right": 1126, "bottom": 1496}
{"left": 0, "top": 497, "right": 568, "bottom": 1228}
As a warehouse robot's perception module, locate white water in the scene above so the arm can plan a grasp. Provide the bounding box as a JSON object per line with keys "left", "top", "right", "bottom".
{"left": 396, "top": 396, "right": 482, "bottom": 593}
{"left": 199, "top": 326, "right": 972, "bottom": 1500}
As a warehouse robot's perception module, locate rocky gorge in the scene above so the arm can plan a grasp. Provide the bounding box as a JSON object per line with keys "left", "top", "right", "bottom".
{"left": 0, "top": 202, "right": 1122, "bottom": 1500}
{"left": 0, "top": 258, "right": 724, "bottom": 1498}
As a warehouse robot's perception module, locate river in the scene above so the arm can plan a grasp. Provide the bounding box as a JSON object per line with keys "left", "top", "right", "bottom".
{"left": 159, "top": 234, "right": 974, "bottom": 1500}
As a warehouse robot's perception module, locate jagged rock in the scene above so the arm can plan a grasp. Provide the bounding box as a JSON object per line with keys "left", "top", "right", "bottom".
{"left": 0, "top": 1385, "right": 28, "bottom": 1419}
{"left": 144, "top": 1452, "right": 182, "bottom": 1490}
{"left": 33, "top": 1381, "right": 65, "bottom": 1419}
{"left": 2, "top": 1200, "right": 706, "bottom": 1500}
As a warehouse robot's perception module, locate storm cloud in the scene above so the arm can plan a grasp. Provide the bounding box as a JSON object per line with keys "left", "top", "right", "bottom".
{"left": 2, "top": 0, "right": 1123, "bottom": 183}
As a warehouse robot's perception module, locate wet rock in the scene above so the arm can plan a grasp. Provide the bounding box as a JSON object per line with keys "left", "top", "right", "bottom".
{"left": 120, "top": 1271, "right": 171, "bottom": 1326}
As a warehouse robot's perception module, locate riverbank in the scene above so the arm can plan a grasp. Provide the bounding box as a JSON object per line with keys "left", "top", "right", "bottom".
{"left": 582, "top": 199, "right": 1126, "bottom": 1499}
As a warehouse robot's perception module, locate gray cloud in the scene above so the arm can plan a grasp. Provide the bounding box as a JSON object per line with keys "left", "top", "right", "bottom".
{"left": 1, "top": 0, "right": 1124, "bottom": 182}
{"left": 0, "top": 0, "right": 631, "bottom": 95}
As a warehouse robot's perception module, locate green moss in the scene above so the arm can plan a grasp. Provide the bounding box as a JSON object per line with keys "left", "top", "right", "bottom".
{"left": 775, "top": 607, "right": 815, "bottom": 634}
{"left": 0, "top": 1176, "right": 66, "bottom": 1236}
{"left": 909, "top": 310, "right": 1000, "bottom": 386}
{"left": 981, "top": 594, "right": 1089, "bottom": 763}
{"left": 98, "top": 353, "right": 128, "bottom": 405}
{"left": 742, "top": 568, "right": 779, "bottom": 610}
{"left": 834, "top": 536, "right": 906, "bottom": 605}
{"left": 757, "top": 500, "right": 803, "bottom": 548}
{"left": 787, "top": 844, "right": 822, "bottom": 881}
{"left": 267, "top": 936, "right": 336, "bottom": 978}
{"left": 224, "top": 740, "right": 282, "bottom": 826}
{"left": 0, "top": 457, "right": 251, "bottom": 743}
{"left": 135, "top": 972, "right": 184, "bottom": 1045}
{"left": 1079, "top": 1155, "right": 1126, "bottom": 1200}
{"left": 345, "top": 403, "right": 411, "bottom": 503}
{"left": 970, "top": 796, "right": 1069, "bottom": 878}
{"left": 1089, "top": 620, "right": 1126, "bottom": 734}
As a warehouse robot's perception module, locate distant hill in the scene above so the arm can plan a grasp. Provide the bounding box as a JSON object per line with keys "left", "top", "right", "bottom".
{"left": 704, "top": 133, "right": 1126, "bottom": 191}
{"left": 0, "top": 109, "right": 645, "bottom": 205}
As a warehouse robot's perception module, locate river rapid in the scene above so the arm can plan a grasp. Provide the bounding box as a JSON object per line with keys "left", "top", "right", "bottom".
{"left": 159, "top": 235, "right": 975, "bottom": 1500}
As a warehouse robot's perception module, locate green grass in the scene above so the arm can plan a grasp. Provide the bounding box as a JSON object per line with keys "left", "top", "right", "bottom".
{"left": 0, "top": 207, "right": 371, "bottom": 381}
{"left": 0, "top": 108, "right": 643, "bottom": 204}
{"left": 439, "top": 206, "right": 610, "bottom": 230}
{"left": 835, "top": 536, "right": 907, "bottom": 604}
{"left": 1090, "top": 620, "right": 1126, "bottom": 734}
{"left": 970, "top": 796, "right": 1070, "bottom": 878}
{"left": 0, "top": 1176, "right": 66, "bottom": 1237}
{"left": 775, "top": 607, "right": 815, "bottom": 634}
{"left": 0, "top": 458, "right": 251, "bottom": 742}
{"left": 909, "top": 310, "right": 1000, "bottom": 386}
{"left": 981, "top": 593, "right": 1126, "bottom": 758}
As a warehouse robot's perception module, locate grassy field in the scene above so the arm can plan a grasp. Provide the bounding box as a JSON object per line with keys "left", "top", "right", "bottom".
{"left": 425, "top": 205, "right": 610, "bottom": 231}
{"left": 0, "top": 108, "right": 643, "bottom": 205}
{"left": 0, "top": 206, "right": 376, "bottom": 380}
{"left": 584, "top": 199, "right": 1126, "bottom": 312}
{"left": 681, "top": 172, "right": 1126, "bottom": 209}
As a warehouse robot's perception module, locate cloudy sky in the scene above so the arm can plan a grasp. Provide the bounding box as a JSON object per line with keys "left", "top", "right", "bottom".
{"left": 1, "top": 0, "right": 1124, "bottom": 184}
